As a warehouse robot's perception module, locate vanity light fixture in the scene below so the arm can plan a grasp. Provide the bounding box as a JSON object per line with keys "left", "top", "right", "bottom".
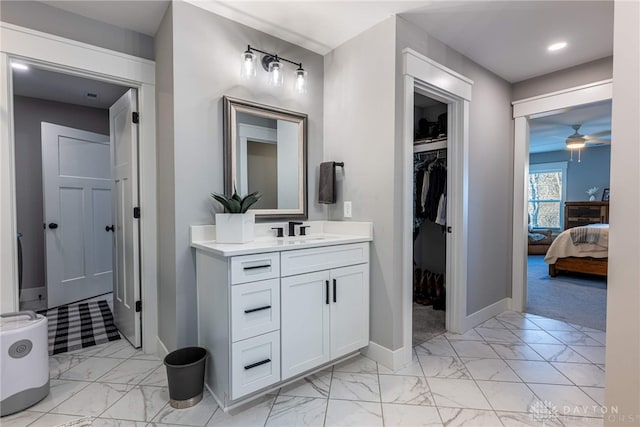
{"left": 240, "top": 45, "right": 307, "bottom": 93}
{"left": 547, "top": 41, "right": 567, "bottom": 52}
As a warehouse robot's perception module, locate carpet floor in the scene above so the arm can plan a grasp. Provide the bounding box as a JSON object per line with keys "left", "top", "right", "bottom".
{"left": 527, "top": 255, "right": 607, "bottom": 331}
{"left": 413, "top": 302, "right": 446, "bottom": 346}
{"left": 41, "top": 299, "right": 121, "bottom": 355}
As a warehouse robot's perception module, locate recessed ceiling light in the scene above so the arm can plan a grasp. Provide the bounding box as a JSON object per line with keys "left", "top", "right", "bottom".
{"left": 547, "top": 42, "right": 567, "bottom": 52}
{"left": 11, "top": 63, "right": 29, "bottom": 71}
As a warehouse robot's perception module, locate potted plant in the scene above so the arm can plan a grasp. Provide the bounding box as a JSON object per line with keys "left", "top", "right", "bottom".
{"left": 211, "top": 189, "right": 262, "bottom": 243}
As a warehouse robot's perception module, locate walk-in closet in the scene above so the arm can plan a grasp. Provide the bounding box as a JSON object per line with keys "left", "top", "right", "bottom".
{"left": 413, "top": 93, "right": 448, "bottom": 345}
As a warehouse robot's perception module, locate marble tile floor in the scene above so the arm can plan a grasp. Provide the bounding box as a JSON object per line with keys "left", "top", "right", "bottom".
{"left": 1, "top": 311, "right": 606, "bottom": 427}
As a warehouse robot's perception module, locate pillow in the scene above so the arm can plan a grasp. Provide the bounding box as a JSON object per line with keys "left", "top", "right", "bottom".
{"left": 528, "top": 233, "right": 547, "bottom": 242}
{"left": 528, "top": 229, "right": 552, "bottom": 244}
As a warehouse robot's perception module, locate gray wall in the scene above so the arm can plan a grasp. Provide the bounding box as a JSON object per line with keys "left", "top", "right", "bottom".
{"left": 396, "top": 17, "right": 514, "bottom": 319}
{"left": 530, "top": 146, "right": 611, "bottom": 203}
{"left": 13, "top": 95, "right": 109, "bottom": 294}
{"left": 512, "top": 56, "right": 613, "bottom": 101}
{"left": 324, "top": 16, "right": 513, "bottom": 351}
{"left": 324, "top": 17, "right": 399, "bottom": 350}
{"left": 0, "top": 0, "right": 155, "bottom": 60}
{"left": 155, "top": 4, "right": 177, "bottom": 351}
{"left": 156, "top": 1, "right": 324, "bottom": 350}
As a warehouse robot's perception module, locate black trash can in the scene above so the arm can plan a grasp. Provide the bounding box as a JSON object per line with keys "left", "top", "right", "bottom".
{"left": 164, "top": 346, "right": 207, "bottom": 409}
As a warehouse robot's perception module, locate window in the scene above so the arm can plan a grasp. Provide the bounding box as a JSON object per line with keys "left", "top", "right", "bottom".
{"left": 528, "top": 162, "right": 567, "bottom": 230}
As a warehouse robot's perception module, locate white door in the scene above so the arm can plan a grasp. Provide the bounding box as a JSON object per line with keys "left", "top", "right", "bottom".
{"left": 330, "top": 264, "right": 370, "bottom": 359}
{"left": 110, "top": 89, "right": 141, "bottom": 348}
{"left": 281, "top": 270, "right": 330, "bottom": 380}
{"left": 42, "top": 123, "right": 112, "bottom": 308}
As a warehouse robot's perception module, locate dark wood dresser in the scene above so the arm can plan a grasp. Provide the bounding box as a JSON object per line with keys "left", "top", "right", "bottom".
{"left": 564, "top": 201, "right": 609, "bottom": 229}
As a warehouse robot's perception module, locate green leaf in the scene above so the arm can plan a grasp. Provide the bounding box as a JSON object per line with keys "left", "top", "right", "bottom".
{"left": 240, "top": 193, "right": 261, "bottom": 213}
{"left": 227, "top": 198, "right": 242, "bottom": 213}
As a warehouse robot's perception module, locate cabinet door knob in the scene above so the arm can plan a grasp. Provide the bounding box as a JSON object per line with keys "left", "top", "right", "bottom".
{"left": 48, "top": 222, "right": 58, "bottom": 229}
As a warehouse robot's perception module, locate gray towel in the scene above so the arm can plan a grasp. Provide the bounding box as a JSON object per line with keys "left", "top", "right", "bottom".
{"left": 319, "top": 161, "right": 336, "bottom": 204}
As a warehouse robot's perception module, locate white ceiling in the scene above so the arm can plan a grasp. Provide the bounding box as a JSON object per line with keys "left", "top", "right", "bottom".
{"left": 40, "top": 0, "right": 170, "bottom": 36}
{"left": 13, "top": 65, "right": 130, "bottom": 109}
{"left": 36, "top": 0, "right": 614, "bottom": 83}
{"left": 400, "top": 1, "right": 614, "bottom": 83}
{"left": 529, "top": 100, "right": 612, "bottom": 154}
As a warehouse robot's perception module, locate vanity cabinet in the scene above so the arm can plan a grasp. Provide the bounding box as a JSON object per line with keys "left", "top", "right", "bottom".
{"left": 281, "top": 264, "right": 369, "bottom": 379}
{"left": 195, "top": 240, "right": 370, "bottom": 410}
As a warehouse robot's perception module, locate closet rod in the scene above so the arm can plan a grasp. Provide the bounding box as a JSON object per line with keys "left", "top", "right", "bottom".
{"left": 413, "top": 139, "right": 447, "bottom": 153}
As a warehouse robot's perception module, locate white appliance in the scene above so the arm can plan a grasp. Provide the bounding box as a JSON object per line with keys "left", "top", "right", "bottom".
{"left": 1, "top": 311, "right": 49, "bottom": 416}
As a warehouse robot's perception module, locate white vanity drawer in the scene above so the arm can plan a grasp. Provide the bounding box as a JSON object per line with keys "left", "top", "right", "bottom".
{"left": 281, "top": 243, "right": 369, "bottom": 277}
{"left": 231, "top": 279, "right": 280, "bottom": 342}
{"left": 231, "top": 331, "right": 280, "bottom": 399}
{"left": 231, "top": 252, "right": 280, "bottom": 285}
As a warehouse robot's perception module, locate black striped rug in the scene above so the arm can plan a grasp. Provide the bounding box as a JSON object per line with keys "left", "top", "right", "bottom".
{"left": 41, "top": 300, "right": 121, "bottom": 355}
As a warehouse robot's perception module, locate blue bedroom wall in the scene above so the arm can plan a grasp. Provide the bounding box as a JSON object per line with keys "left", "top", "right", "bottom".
{"left": 529, "top": 145, "right": 611, "bottom": 202}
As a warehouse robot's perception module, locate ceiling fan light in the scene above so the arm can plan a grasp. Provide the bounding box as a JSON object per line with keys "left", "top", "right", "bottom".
{"left": 566, "top": 139, "right": 585, "bottom": 149}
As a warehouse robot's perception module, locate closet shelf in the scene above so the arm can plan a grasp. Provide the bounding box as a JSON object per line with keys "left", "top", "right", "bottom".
{"left": 414, "top": 139, "right": 447, "bottom": 153}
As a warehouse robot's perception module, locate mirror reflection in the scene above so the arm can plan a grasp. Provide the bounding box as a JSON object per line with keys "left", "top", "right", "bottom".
{"left": 224, "top": 97, "right": 307, "bottom": 219}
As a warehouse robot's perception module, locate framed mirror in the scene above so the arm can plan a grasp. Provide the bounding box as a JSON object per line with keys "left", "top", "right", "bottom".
{"left": 223, "top": 96, "right": 308, "bottom": 219}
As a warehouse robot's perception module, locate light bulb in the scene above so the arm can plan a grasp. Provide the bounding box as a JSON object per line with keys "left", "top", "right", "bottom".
{"left": 295, "top": 68, "right": 307, "bottom": 94}
{"left": 269, "top": 60, "right": 284, "bottom": 87}
{"left": 240, "top": 50, "right": 257, "bottom": 79}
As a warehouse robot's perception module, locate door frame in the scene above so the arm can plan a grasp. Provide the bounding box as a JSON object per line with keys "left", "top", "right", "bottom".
{"left": 400, "top": 49, "right": 472, "bottom": 367}
{"left": 510, "top": 79, "right": 613, "bottom": 311}
{"left": 0, "top": 22, "right": 158, "bottom": 353}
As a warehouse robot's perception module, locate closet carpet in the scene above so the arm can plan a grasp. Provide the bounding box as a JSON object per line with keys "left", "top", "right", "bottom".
{"left": 527, "top": 255, "right": 607, "bottom": 332}
{"left": 413, "top": 302, "right": 446, "bottom": 346}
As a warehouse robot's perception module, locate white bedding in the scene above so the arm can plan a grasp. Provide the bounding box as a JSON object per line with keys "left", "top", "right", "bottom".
{"left": 544, "top": 224, "right": 609, "bottom": 264}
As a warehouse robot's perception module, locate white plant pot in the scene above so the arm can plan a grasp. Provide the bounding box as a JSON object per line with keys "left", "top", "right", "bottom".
{"left": 215, "top": 213, "right": 255, "bottom": 243}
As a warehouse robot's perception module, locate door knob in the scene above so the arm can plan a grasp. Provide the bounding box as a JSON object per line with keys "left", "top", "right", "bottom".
{"left": 48, "top": 223, "right": 58, "bottom": 229}
{"left": 105, "top": 225, "right": 114, "bottom": 232}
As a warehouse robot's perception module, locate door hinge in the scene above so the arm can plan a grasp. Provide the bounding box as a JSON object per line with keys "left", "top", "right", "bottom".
{"left": 132, "top": 112, "right": 139, "bottom": 124}
{"left": 133, "top": 207, "right": 140, "bottom": 219}
{"left": 135, "top": 300, "right": 142, "bottom": 312}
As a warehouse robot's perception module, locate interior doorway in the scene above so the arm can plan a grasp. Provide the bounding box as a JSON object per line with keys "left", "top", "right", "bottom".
{"left": 412, "top": 93, "right": 448, "bottom": 345}
{"left": 524, "top": 100, "right": 611, "bottom": 331}
{"left": 1, "top": 24, "right": 158, "bottom": 353}
{"left": 12, "top": 63, "right": 143, "bottom": 348}
{"left": 399, "top": 49, "right": 472, "bottom": 369}
{"left": 510, "top": 79, "right": 612, "bottom": 317}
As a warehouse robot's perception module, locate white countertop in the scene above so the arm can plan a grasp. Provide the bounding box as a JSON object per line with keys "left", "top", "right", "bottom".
{"left": 191, "top": 221, "right": 373, "bottom": 257}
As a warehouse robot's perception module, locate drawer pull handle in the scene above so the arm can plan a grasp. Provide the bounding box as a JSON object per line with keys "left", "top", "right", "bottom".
{"left": 325, "top": 280, "right": 329, "bottom": 305}
{"left": 243, "top": 264, "right": 270, "bottom": 271}
{"left": 244, "top": 305, "right": 271, "bottom": 314}
{"left": 333, "top": 279, "right": 337, "bottom": 303}
{"left": 244, "top": 358, "right": 271, "bottom": 370}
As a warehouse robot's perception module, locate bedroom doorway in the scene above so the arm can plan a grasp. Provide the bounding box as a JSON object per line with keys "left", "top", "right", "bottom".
{"left": 525, "top": 100, "right": 611, "bottom": 332}
{"left": 512, "top": 80, "right": 613, "bottom": 334}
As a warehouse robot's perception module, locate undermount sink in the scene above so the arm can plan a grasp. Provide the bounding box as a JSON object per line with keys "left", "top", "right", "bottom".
{"left": 286, "top": 236, "right": 327, "bottom": 244}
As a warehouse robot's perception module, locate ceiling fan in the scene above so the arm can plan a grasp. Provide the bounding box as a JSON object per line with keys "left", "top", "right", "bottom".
{"left": 564, "top": 124, "right": 611, "bottom": 149}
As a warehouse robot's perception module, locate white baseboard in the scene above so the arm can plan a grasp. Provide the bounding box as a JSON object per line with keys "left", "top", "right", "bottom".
{"left": 20, "top": 286, "right": 45, "bottom": 302}
{"left": 156, "top": 337, "right": 169, "bottom": 359}
{"left": 362, "top": 341, "right": 405, "bottom": 371}
{"left": 462, "top": 297, "right": 512, "bottom": 331}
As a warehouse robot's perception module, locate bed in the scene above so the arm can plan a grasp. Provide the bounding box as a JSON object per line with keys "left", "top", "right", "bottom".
{"left": 544, "top": 224, "right": 609, "bottom": 277}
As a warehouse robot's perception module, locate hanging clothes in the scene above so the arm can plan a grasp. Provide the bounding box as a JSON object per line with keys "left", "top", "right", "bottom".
{"left": 413, "top": 150, "right": 447, "bottom": 236}
{"left": 424, "top": 159, "right": 446, "bottom": 223}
